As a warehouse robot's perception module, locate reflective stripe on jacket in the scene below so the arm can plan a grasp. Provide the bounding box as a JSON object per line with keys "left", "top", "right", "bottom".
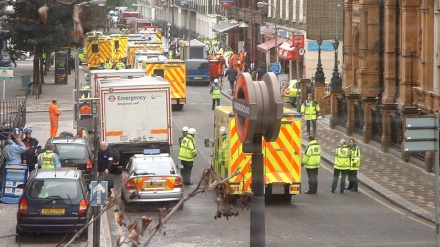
{"left": 334, "top": 145, "right": 350, "bottom": 170}
{"left": 178, "top": 135, "right": 197, "bottom": 161}
{"left": 301, "top": 100, "right": 320, "bottom": 121}
{"left": 40, "top": 152, "right": 55, "bottom": 169}
{"left": 301, "top": 140, "right": 321, "bottom": 169}
{"left": 210, "top": 84, "right": 221, "bottom": 99}
{"left": 349, "top": 146, "right": 361, "bottom": 171}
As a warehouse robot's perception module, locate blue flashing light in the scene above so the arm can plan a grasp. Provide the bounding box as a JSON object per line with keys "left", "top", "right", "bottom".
{"left": 143, "top": 149, "right": 161, "bottom": 155}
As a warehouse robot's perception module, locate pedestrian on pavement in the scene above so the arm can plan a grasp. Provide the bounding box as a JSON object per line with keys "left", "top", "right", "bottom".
{"left": 98, "top": 141, "right": 114, "bottom": 174}
{"left": 178, "top": 128, "right": 197, "bottom": 185}
{"left": 179, "top": 126, "right": 189, "bottom": 147}
{"left": 98, "top": 141, "right": 115, "bottom": 195}
{"left": 347, "top": 138, "right": 361, "bottom": 191}
{"left": 210, "top": 79, "right": 221, "bottom": 110}
{"left": 79, "top": 101, "right": 91, "bottom": 115}
{"left": 4, "top": 128, "right": 26, "bottom": 165}
{"left": 331, "top": 139, "right": 351, "bottom": 193}
{"left": 22, "top": 127, "right": 39, "bottom": 173}
{"left": 301, "top": 135, "right": 322, "bottom": 194}
{"left": 38, "top": 143, "right": 61, "bottom": 169}
{"left": 8, "top": 47, "right": 17, "bottom": 67}
{"left": 301, "top": 93, "right": 321, "bottom": 136}
{"left": 225, "top": 66, "right": 238, "bottom": 95}
{"left": 49, "top": 99, "right": 61, "bottom": 137}
{"left": 255, "top": 63, "right": 266, "bottom": 81}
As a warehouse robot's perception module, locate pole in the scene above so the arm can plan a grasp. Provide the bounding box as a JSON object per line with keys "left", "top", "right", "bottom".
{"left": 274, "top": 4, "right": 278, "bottom": 64}
{"left": 435, "top": 113, "right": 440, "bottom": 246}
{"left": 2, "top": 79, "right": 5, "bottom": 99}
{"left": 295, "top": 42, "right": 300, "bottom": 112}
{"left": 188, "top": 5, "right": 191, "bottom": 59}
{"left": 74, "top": 20, "right": 80, "bottom": 128}
{"left": 249, "top": 134, "right": 265, "bottom": 247}
{"left": 92, "top": 101, "right": 101, "bottom": 247}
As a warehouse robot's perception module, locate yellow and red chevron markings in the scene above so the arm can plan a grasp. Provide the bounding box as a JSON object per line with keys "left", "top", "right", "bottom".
{"left": 145, "top": 61, "right": 186, "bottom": 105}
{"left": 213, "top": 106, "right": 301, "bottom": 195}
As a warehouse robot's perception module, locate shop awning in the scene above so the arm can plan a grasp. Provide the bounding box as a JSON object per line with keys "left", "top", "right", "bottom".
{"left": 277, "top": 41, "right": 304, "bottom": 60}
{"left": 257, "top": 37, "right": 288, "bottom": 52}
{"left": 211, "top": 20, "right": 240, "bottom": 33}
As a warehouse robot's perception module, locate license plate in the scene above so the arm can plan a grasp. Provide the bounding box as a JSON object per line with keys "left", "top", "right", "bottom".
{"left": 143, "top": 182, "right": 165, "bottom": 190}
{"left": 272, "top": 183, "right": 285, "bottom": 194}
{"left": 194, "top": 76, "right": 202, "bottom": 80}
{"left": 63, "top": 166, "right": 77, "bottom": 170}
{"left": 42, "top": 208, "right": 65, "bottom": 215}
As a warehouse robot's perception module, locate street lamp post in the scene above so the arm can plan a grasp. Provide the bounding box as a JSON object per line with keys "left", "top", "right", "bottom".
{"left": 181, "top": 1, "right": 192, "bottom": 59}
{"left": 257, "top": 2, "right": 278, "bottom": 64}
{"left": 74, "top": 0, "right": 106, "bottom": 124}
{"left": 331, "top": 3, "right": 342, "bottom": 92}
{"left": 73, "top": 2, "right": 106, "bottom": 247}
{"left": 330, "top": 38, "right": 342, "bottom": 92}
{"left": 314, "top": 35, "right": 325, "bottom": 84}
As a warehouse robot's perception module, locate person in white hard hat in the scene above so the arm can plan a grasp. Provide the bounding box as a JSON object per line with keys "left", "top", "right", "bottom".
{"left": 178, "top": 128, "right": 197, "bottom": 185}
{"left": 179, "top": 126, "right": 189, "bottom": 147}
{"left": 210, "top": 79, "right": 221, "bottom": 110}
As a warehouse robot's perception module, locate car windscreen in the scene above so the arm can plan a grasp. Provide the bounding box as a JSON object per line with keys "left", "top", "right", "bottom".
{"left": 54, "top": 143, "right": 88, "bottom": 160}
{"left": 28, "top": 179, "right": 80, "bottom": 199}
{"left": 134, "top": 162, "right": 174, "bottom": 175}
{"left": 186, "top": 61, "right": 209, "bottom": 70}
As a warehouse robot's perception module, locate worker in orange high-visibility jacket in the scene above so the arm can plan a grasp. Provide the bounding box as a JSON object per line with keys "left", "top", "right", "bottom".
{"left": 49, "top": 99, "right": 61, "bottom": 137}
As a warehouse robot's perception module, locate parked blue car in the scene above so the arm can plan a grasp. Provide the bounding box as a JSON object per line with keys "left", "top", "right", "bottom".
{"left": 186, "top": 59, "right": 210, "bottom": 84}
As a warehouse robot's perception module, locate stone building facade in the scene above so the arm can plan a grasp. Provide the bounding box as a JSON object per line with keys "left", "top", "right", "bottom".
{"left": 339, "top": 0, "right": 439, "bottom": 170}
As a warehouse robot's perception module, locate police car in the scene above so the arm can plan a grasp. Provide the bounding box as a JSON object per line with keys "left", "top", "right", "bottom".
{"left": 120, "top": 149, "right": 184, "bottom": 208}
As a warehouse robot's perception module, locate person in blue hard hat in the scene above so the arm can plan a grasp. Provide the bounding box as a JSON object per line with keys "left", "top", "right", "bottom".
{"left": 4, "top": 128, "right": 26, "bottom": 165}
{"left": 22, "top": 127, "right": 40, "bottom": 173}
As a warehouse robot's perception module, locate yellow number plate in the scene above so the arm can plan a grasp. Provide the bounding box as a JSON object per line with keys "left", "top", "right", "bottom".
{"left": 143, "top": 182, "right": 165, "bottom": 190}
{"left": 194, "top": 76, "right": 202, "bottom": 80}
{"left": 42, "top": 208, "right": 65, "bottom": 215}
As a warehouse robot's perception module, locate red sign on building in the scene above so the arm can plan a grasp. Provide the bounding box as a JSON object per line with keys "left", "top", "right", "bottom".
{"left": 219, "top": 0, "right": 234, "bottom": 9}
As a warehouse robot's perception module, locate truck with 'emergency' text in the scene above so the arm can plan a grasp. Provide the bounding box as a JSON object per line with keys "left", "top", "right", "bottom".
{"left": 208, "top": 106, "right": 301, "bottom": 202}
{"left": 89, "top": 69, "right": 146, "bottom": 97}
{"left": 97, "top": 76, "right": 172, "bottom": 167}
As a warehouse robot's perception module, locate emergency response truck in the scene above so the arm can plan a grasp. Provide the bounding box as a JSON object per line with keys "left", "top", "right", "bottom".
{"left": 208, "top": 106, "right": 301, "bottom": 202}
{"left": 89, "top": 69, "right": 146, "bottom": 97}
{"left": 144, "top": 59, "right": 186, "bottom": 111}
{"left": 97, "top": 76, "right": 172, "bottom": 167}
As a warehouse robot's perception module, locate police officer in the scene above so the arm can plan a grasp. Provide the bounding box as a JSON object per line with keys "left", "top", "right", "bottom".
{"left": 4, "top": 128, "right": 26, "bottom": 165}
{"left": 331, "top": 139, "right": 351, "bottom": 193}
{"left": 301, "top": 135, "right": 321, "bottom": 194}
{"left": 104, "top": 59, "right": 113, "bottom": 69}
{"left": 115, "top": 60, "right": 125, "bottom": 70}
{"left": 179, "top": 126, "right": 189, "bottom": 147}
{"left": 301, "top": 93, "right": 321, "bottom": 136}
{"left": 38, "top": 143, "right": 61, "bottom": 169}
{"left": 347, "top": 138, "right": 361, "bottom": 191}
{"left": 178, "top": 128, "right": 197, "bottom": 185}
{"left": 22, "top": 127, "right": 39, "bottom": 172}
{"left": 210, "top": 79, "right": 221, "bottom": 110}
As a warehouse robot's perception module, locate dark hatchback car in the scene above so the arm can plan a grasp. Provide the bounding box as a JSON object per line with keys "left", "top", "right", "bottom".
{"left": 16, "top": 169, "right": 91, "bottom": 240}
{"left": 45, "top": 137, "right": 94, "bottom": 183}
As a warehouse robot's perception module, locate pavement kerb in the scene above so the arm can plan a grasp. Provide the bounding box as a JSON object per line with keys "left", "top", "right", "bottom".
{"left": 221, "top": 90, "right": 435, "bottom": 224}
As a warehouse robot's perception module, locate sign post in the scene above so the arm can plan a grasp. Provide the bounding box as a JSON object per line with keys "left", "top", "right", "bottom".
{"left": 404, "top": 115, "right": 439, "bottom": 245}
{"left": 0, "top": 67, "right": 13, "bottom": 99}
